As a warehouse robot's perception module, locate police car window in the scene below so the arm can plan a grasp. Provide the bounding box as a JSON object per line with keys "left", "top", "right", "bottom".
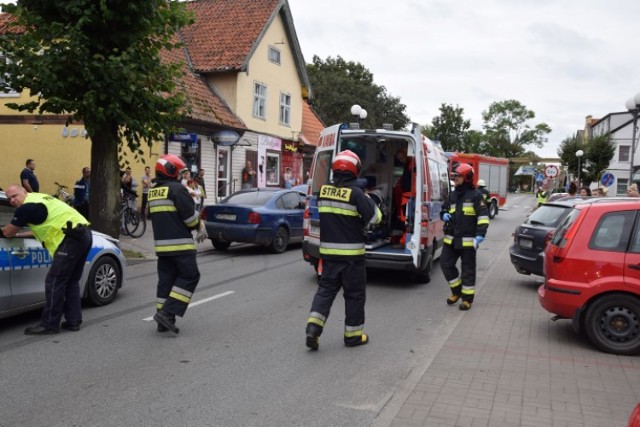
{"left": 0, "top": 203, "right": 14, "bottom": 229}
{"left": 589, "top": 211, "right": 634, "bottom": 252}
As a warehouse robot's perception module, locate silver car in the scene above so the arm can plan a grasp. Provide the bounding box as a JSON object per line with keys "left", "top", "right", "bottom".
{"left": 0, "top": 191, "right": 126, "bottom": 319}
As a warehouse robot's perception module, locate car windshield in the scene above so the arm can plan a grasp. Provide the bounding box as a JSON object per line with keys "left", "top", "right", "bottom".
{"left": 224, "top": 191, "right": 273, "bottom": 206}
{"left": 526, "top": 205, "right": 570, "bottom": 227}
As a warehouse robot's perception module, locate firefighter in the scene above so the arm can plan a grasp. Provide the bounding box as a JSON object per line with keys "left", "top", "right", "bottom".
{"left": 477, "top": 179, "right": 490, "bottom": 202}
{"left": 149, "top": 154, "right": 207, "bottom": 334}
{"left": 536, "top": 187, "right": 549, "bottom": 206}
{"left": 440, "top": 163, "right": 489, "bottom": 311}
{"left": 305, "top": 150, "right": 382, "bottom": 350}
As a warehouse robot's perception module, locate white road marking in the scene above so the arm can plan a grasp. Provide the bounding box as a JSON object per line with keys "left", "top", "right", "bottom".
{"left": 143, "top": 290, "right": 235, "bottom": 321}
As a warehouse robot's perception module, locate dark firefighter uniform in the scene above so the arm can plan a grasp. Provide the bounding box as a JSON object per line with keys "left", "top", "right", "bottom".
{"left": 306, "top": 173, "right": 382, "bottom": 348}
{"left": 440, "top": 183, "right": 489, "bottom": 307}
{"left": 11, "top": 193, "right": 92, "bottom": 333}
{"left": 478, "top": 186, "right": 490, "bottom": 203}
{"left": 148, "top": 177, "right": 201, "bottom": 327}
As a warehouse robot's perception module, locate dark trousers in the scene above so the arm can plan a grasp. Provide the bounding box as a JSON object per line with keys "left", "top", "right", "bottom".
{"left": 157, "top": 253, "right": 200, "bottom": 317}
{"left": 308, "top": 259, "right": 366, "bottom": 335}
{"left": 141, "top": 193, "right": 149, "bottom": 218}
{"left": 41, "top": 228, "right": 93, "bottom": 329}
{"left": 75, "top": 202, "right": 89, "bottom": 220}
{"left": 440, "top": 243, "right": 477, "bottom": 303}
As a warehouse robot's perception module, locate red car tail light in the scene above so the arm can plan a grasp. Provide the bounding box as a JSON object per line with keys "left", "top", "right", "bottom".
{"left": 200, "top": 209, "right": 208, "bottom": 221}
{"left": 248, "top": 211, "right": 261, "bottom": 224}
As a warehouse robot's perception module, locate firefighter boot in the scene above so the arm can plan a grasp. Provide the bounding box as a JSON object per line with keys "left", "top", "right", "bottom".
{"left": 345, "top": 333, "right": 369, "bottom": 348}
{"left": 446, "top": 294, "right": 461, "bottom": 305}
{"left": 306, "top": 324, "right": 322, "bottom": 351}
{"left": 459, "top": 301, "right": 473, "bottom": 311}
{"left": 154, "top": 310, "right": 179, "bottom": 334}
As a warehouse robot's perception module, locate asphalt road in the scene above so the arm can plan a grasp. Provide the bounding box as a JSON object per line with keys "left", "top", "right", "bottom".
{"left": 0, "top": 194, "right": 537, "bottom": 427}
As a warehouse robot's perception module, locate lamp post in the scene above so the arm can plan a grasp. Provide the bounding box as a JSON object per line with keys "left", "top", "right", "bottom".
{"left": 576, "top": 149, "right": 584, "bottom": 188}
{"left": 625, "top": 92, "right": 640, "bottom": 186}
{"left": 350, "top": 104, "right": 368, "bottom": 127}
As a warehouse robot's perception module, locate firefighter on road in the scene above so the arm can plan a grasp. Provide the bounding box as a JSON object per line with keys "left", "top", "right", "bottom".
{"left": 149, "top": 154, "right": 207, "bottom": 334}
{"left": 440, "top": 163, "right": 489, "bottom": 311}
{"left": 305, "top": 150, "right": 382, "bottom": 350}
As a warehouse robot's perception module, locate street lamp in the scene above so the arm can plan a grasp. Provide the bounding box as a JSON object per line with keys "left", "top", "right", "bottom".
{"left": 625, "top": 92, "right": 640, "bottom": 186}
{"left": 576, "top": 149, "right": 584, "bottom": 188}
{"left": 350, "top": 104, "right": 368, "bottom": 128}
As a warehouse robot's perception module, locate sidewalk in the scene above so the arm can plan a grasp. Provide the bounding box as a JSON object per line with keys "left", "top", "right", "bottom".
{"left": 117, "top": 227, "right": 210, "bottom": 265}
{"left": 382, "top": 240, "right": 640, "bottom": 427}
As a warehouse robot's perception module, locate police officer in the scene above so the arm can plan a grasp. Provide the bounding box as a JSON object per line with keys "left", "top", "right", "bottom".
{"left": 2, "top": 185, "right": 92, "bottom": 334}
{"left": 149, "top": 154, "right": 207, "bottom": 334}
{"left": 305, "top": 150, "right": 382, "bottom": 350}
{"left": 536, "top": 187, "right": 549, "bottom": 206}
{"left": 440, "top": 163, "right": 489, "bottom": 311}
{"left": 73, "top": 166, "right": 91, "bottom": 219}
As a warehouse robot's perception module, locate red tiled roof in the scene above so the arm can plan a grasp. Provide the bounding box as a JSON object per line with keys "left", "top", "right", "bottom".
{"left": 0, "top": 13, "right": 21, "bottom": 34}
{"left": 183, "top": 0, "right": 281, "bottom": 72}
{"left": 300, "top": 101, "right": 325, "bottom": 146}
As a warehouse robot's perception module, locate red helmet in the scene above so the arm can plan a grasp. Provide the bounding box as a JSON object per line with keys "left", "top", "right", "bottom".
{"left": 452, "top": 163, "right": 474, "bottom": 183}
{"left": 155, "top": 154, "right": 186, "bottom": 179}
{"left": 332, "top": 150, "right": 361, "bottom": 176}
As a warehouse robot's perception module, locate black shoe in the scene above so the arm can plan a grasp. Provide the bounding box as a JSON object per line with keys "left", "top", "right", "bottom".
{"left": 306, "top": 334, "right": 319, "bottom": 350}
{"left": 61, "top": 321, "right": 81, "bottom": 332}
{"left": 24, "top": 324, "right": 60, "bottom": 335}
{"left": 154, "top": 311, "right": 179, "bottom": 334}
{"left": 157, "top": 323, "right": 169, "bottom": 332}
{"left": 345, "top": 333, "right": 369, "bottom": 347}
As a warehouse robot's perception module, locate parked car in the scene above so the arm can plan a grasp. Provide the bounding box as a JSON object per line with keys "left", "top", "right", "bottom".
{"left": 201, "top": 188, "right": 306, "bottom": 253}
{"left": 510, "top": 198, "right": 588, "bottom": 276}
{"left": 538, "top": 198, "right": 640, "bottom": 355}
{"left": 0, "top": 191, "right": 126, "bottom": 320}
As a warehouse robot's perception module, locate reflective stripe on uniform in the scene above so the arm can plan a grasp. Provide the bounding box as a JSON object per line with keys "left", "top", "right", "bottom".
{"left": 169, "top": 286, "right": 193, "bottom": 304}
{"left": 462, "top": 286, "right": 475, "bottom": 296}
{"left": 307, "top": 311, "right": 326, "bottom": 328}
{"left": 344, "top": 324, "right": 364, "bottom": 338}
{"left": 477, "top": 216, "right": 489, "bottom": 225}
{"left": 319, "top": 242, "right": 365, "bottom": 256}
{"left": 443, "top": 235, "right": 453, "bottom": 245}
{"left": 448, "top": 278, "right": 462, "bottom": 289}
{"left": 156, "top": 297, "right": 166, "bottom": 310}
{"left": 155, "top": 238, "right": 196, "bottom": 253}
{"left": 462, "top": 202, "right": 476, "bottom": 215}
{"left": 462, "top": 237, "right": 475, "bottom": 247}
{"left": 318, "top": 199, "right": 359, "bottom": 217}
{"left": 369, "top": 206, "right": 382, "bottom": 226}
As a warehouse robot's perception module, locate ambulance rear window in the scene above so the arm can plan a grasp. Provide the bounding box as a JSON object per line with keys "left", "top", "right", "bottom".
{"left": 311, "top": 151, "right": 333, "bottom": 195}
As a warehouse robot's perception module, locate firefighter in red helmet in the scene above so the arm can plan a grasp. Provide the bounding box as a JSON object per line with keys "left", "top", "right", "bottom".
{"left": 440, "top": 162, "right": 489, "bottom": 311}
{"left": 149, "top": 154, "right": 207, "bottom": 333}
{"left": 305, "top": 150, "right": 382, "bottom": 350}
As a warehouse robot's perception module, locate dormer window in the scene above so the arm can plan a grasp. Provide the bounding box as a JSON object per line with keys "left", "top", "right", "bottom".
{"left": 268, "top": 46, "right": 281, "bottom": 65}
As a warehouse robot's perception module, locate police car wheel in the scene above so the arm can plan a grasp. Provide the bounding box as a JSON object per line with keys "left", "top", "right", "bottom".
{"left": 269, "top": 226, "right": 289, "bottom": 254}
{"left": 86, "top": 256, "right": 121, "bottom": 306}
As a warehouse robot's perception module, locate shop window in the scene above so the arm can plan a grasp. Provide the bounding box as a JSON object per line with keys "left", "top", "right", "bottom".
{"left": 181, "top": 140, "right": 200, "bottom": 174}
{"left": 266, "top": 152, "right": 280, "bottom": 186}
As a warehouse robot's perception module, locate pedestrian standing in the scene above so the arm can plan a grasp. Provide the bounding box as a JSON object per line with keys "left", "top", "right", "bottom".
{"left": 305, "top": 150, "right": 382, "bottom": 350}
{"left": 440, "top": 163, "right": 489, "bottom": 311}
{"left": 241, "top": 160, "right": 256, "bottom": 189}
{"left": 73, "top": 167, "right": 91, "bottom": 219}
{"left": 20, "top": 158, "right": 39, "bottom": 193}
{"left": 1, "top": 185, "right": 92, "bottom": 334}
{"left": 148, "top": 155, "right": 207, "bottom": 334}
{"left": 193, "top": 168, "right": 207, "bottom": 209}
{"left": 141, "top": 166, "right": 152, "bottom": 219}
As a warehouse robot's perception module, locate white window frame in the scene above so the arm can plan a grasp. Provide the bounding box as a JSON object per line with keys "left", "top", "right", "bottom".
{"left": 268, "top": 46, "right": 281, "bottom": 65}
{"left": 0, "top": 54, "right": 18, "bottom": 97}
{"left": 616, "top": 178, "right": 628, "bottom": 195}
{"left": 266, "top": 152, "right": 281, "bottom": 186}
{"left": 279, "top": 92, "right": 291, "bottom": 126}
{"left": 253, "top": 82, "right": 267, "bottom": 119}
{"left": 619, "top": 145, "right": 630, "bottom": 162}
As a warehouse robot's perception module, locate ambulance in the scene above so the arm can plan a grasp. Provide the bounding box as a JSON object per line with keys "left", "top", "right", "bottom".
{"left": 301, "top": 122, "right": 450, "bottom": 283}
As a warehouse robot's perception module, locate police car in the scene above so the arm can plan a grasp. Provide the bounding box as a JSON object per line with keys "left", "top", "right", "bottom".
{"left": 0, "top": 191, "right": 126, "bottom": 319}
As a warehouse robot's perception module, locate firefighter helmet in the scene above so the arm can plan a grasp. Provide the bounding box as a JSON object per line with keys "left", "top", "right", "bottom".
{"left": 156, "top": 154, "right": 186, "bottom": 179}
{"left": 452, "top": 163, "right": 474, "bottom": 183}
{"left": 477, "top": 179, "right": 486, "bottom": 187}
{"left": 332, "top": 150, "right": 361, "bottom": 176}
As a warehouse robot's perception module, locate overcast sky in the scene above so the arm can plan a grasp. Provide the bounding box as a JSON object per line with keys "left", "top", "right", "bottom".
{"left": 288, "top": 0, "right": 640, "bottom": 158}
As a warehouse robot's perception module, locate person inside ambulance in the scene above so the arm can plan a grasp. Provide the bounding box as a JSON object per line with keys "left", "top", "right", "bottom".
{"left": 305, "top": 150, "right": 382, "bottom": 350}
{"left": 391, "top": 145, "right": 416, "bottom": 247}
{"left": 440, "top": 163, "right": 489, "bottom": 311}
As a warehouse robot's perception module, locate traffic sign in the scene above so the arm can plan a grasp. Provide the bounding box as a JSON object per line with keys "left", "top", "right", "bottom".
{"left": 601, "top": 172, "right": 615, "bottom": 187}
{"left": 535, "top": 173, "right": 544, "bottom": 183}
{"left": 545, "top": 165, "right": 559, "bottom": 178}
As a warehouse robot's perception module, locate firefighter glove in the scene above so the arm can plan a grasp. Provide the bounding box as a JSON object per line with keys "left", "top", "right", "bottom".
{"left": 473, "top": 235, "right": 484, "bottom": 250}
{"left": 442, "top": 213, "right": 452, "bottom": 222}
{"left": 195, "top": 221, "right": 208, "bottom": 243}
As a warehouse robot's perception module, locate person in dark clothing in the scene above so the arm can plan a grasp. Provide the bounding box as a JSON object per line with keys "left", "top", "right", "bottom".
{"left": 20, "top": 158, "right": 39, "bottom": 193}
{"left": 73, "top": 167, "right": 91, "bottom": 219}
{"left": 440, "top": 163, "right": 489, "bottom": 311}
{"left": 2, "top": 185, "right": 92, "bottom": 334}
{"left": 149, "top": 155, "right": 207, "bottom": 334}
{"left": 305, "top": 150, "right": 382, "bottom": 350}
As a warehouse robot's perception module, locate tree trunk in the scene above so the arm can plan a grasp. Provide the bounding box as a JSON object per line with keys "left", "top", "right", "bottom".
{"left": 89, "top": 126, "right": 122, "bottom": 238}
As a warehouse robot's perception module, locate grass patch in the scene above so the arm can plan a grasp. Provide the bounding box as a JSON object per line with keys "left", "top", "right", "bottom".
{"left": 122, "top": 248, "right": 146, "bottom": 259}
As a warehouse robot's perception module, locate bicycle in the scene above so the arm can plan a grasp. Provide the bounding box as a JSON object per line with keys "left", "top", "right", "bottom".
{"left": 52, "top": 182, "right": 74, "bottom": 206}
{"left": 120, "top": 193, "right": 146, "bottom": 238}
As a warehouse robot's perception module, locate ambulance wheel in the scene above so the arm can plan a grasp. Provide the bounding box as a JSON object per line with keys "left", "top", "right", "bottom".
{"left": 488, "top": 200, "right": 498, "bottom": 219}
{"left": 414, "top": 251, "right": 433, "bottom": 284}
{"left": 86, "top": 256, "right": 121, "bottom": 306}
{"left": 212, "top": 238, "right": 231, "bottom": 251}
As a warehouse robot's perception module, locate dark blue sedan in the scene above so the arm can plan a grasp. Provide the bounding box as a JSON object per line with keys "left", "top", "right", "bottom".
{"left": 201, "top": 188, "right": 307, "bottom": 253}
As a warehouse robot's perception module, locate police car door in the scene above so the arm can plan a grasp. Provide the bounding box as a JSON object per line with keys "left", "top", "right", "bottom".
{"left": 7, "top": 234, "right": 50, "bottom": 309}
{"left": 407, "top": 125, "right": 425, "bottom": 269}
{"left": 0, "top": 236, "right": 11, "bottom": 313}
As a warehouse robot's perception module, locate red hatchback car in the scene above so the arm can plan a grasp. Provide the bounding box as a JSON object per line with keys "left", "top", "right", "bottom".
{"left": 539, "top": 198, "right": 640, "bottom": 355}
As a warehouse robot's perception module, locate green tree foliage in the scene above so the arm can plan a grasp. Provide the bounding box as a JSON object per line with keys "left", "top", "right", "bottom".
{"left": 426, "top": 103, "right": 470, "bottom": 152}
{"left": 0, "top": 0, "right": 192, "bottom": 236}
{"left": 558, "top": 133, "right": 615, "bottom": 186}
{"left": 481, "top": 99, "right": 551, "bottom": 158}
{"left": 306, "top": 55, "right": 410, "bottom": 130}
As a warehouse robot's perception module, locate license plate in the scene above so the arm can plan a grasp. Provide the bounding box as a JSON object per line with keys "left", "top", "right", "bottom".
{"left": 310, "top": 224, "right": 320, "bottom": 235}
{"left": 215, "top": 213, "right": 236, "bottom": 221}
{"left": 519, "top": 238, "right": 533, "bottom": 249}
